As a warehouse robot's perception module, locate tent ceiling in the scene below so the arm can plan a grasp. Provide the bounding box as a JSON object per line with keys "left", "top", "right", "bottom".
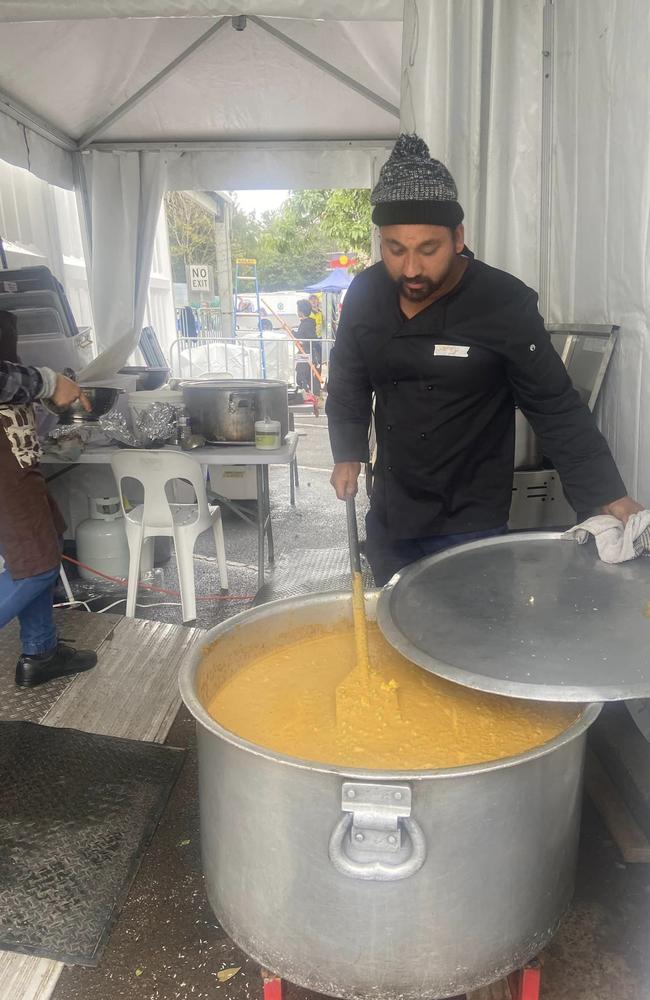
{"left": 0, "top": 16, "right": 401, "bottom": 148}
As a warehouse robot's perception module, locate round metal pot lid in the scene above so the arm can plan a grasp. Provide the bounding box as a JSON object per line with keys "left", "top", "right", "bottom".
{"left": 376, "top": 532, "right": 650, "bottom": 702}
{"left": 180, "top": 379, "right": 287, "bottom": 388}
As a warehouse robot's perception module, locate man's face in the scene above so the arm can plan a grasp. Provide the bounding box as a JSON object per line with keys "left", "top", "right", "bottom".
{"left": 380, "top": 224, "right": 464, "bottom": 301}
{"left": 309, "top": 296, "right": 320, "bottom": 312}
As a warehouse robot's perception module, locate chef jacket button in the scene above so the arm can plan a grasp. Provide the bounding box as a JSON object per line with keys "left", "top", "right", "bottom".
{"left": 420, "top": 433, "right": 426, "bottom": 439}
{"left": 387, "top": 465, "right": 393, "bottom": 471}
{"left": 387, "top": 424, "right": 392, "bottom": 430}
{"left": 427, "top": 384, "right": 433, "bottom": 390}
{"left": 392, "top": 379, "right": 398, "bottom": 386}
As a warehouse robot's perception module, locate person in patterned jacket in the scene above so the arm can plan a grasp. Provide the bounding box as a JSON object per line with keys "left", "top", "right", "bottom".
{"left": 0, "top": 309, "right": 97, "bottom": 687}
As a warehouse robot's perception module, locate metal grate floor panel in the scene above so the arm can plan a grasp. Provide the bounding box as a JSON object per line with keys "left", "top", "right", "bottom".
{"left": 0, "top": 610, "right": 120, "bottom": 724}
{"left": 254, "top": 546, "right": 372, "bottom": 605}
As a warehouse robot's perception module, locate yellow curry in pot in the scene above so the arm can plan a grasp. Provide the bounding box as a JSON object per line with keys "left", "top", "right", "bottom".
{"left": 205, "top": 608, "right": 578, "bottom": 771}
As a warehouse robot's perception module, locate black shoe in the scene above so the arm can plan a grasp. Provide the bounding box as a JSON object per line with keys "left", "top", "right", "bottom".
{"left": 15, "top": 642, "right": 98, "bottom": 689}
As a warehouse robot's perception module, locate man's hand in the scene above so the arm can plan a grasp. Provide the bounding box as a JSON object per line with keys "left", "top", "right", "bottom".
{"left": 50, "top": 374, "right": 91, "bottom": 412}
{"left": 330, "top": 461, "right": 361, "bottom": 500}
{"left": 601, "top": 495, "right": 644, "bottom": 525}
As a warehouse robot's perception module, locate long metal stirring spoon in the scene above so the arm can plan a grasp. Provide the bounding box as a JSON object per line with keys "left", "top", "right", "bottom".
{"left": 346, "top": 497, "right": 371, "bottom": 683}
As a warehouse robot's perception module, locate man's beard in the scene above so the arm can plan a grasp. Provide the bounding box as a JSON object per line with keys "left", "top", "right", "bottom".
{"left": 397, "top": 275, "right": 439, "bottom": 302}
{"left": 396, "top": 259, "right": 457, "bottom": 302}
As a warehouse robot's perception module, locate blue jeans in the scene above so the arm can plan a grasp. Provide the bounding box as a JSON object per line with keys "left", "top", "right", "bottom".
{"left": 365, "top": 507, "right": 508, "bottom": 586}
{"left": 0, "top": 559, "right": 59, "bottom": 656}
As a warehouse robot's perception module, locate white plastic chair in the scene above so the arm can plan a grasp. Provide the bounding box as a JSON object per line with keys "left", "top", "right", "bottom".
{"left": 0, "top": 556, "right": 76, "bottom": 605}
{"left": 59, "top": 564, "right": 75, "bottom": 603}
{"left": 111, "top": 450, "right": 228, "bottom": 623}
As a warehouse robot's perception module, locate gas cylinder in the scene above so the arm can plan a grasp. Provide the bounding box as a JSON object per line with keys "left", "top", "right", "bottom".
{"left": 75, "top": 497, "right": 131, "bottom": 583}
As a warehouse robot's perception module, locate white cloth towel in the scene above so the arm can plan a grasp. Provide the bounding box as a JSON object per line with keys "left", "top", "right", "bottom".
{"left": 563, "top": 510, "right": 650, "bottom": 563}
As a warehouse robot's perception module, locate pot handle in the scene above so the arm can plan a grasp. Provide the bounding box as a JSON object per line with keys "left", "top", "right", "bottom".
{"left": 228, "top": 391, "right": 255, "bottom": 413}
{"left": 328, "top": 783, "right": 426, "bottom": 882}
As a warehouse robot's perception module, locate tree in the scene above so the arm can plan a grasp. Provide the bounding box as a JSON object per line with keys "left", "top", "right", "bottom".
{"left": 164, "top": 192, "right": 217, "bottom": 283}
{"left": 280, "top": 189, "right": 371, "bottom": 270}
{"left": 238, "top": 189, "right": 372, "bottom": 290}
{"left": 254, "top": 194, "right": 333, "bottom": 291}
{"left": 166, "top": 188, "right": 373, "bottom": 293}
{"left": 320, "top": 189, "right": 371, "bottom": 262}
{"left": 230, "top": 197, "right": 261, "bottom": 264}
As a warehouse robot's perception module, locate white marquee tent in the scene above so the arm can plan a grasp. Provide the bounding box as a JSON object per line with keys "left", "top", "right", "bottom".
{"left": 0, "top": 0, "right": 648, "bottom": 501}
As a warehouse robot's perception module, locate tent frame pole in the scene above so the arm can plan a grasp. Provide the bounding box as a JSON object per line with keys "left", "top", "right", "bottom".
{"left": 87, "top": 138, "right": 395, "bottom": 152}
{"left": 76, "top": 16, "right": 230, "bottom": 149}
{"left": 249, "top": 16, "right": 400, "bottom": 119}
{"left": 538, "top": 0, "right": 555, "bottom": 318}
{"left": 0, "top": 90, "right": 77, "bottom": 151}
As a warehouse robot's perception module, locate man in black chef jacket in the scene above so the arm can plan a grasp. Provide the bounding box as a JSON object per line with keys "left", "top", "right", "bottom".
{"left": 326, "top": 134, "right": 641, "bottom": 585}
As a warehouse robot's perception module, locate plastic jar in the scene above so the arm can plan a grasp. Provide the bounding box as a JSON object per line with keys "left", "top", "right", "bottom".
{"left": 254, "top": 417, "right": 282, "bottom": 450}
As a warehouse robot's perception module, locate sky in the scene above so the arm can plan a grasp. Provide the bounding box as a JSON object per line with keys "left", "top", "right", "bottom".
{"left": 231, "top": 189, "right": 289, "bottom": 217}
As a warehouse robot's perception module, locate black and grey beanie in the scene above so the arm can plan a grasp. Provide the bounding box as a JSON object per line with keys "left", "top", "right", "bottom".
{"left": 371, "top": 134, "right": 464, "bottom": 228}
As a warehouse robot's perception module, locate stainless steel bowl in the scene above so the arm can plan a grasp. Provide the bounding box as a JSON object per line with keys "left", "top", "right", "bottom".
{"left": 57, "top": 386, "right": 124, "bottom": 424}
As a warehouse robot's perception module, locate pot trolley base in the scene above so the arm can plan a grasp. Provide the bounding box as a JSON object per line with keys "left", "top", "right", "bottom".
{"left": 261, "top": 957, "right": 542, "bottom": 1000}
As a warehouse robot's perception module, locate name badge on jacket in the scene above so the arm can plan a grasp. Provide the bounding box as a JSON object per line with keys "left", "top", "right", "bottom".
{"left": 434, "top": 344, "right": 470, "bottom": 358}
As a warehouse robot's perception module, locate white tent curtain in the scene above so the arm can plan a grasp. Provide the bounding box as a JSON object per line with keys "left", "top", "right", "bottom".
{"left": 400, "top": 0, "right": 543, "bottom": 290}
{"left": 0, "top": 113, "right": 73, "bottom": 189}
{"left": 74, "top": 150, "right": 168, "bottom": 379}
{"left": 548, "top": 0, "right": 650, "bottom": 503}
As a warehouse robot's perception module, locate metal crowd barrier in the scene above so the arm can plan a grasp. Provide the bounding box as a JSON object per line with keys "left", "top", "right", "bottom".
{"left": 169, "top": 336, "right": 335, "bottom": 390}
{"left": 175, "top": 306, "right": 224, "bottom": 339}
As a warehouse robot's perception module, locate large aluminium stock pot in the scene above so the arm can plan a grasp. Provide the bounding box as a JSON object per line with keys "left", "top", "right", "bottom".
{"left": 181, "top": 379, "right": 289, "bottom": 444}
{"left": 179, "top": 587, "right": 601, "bottom": 999}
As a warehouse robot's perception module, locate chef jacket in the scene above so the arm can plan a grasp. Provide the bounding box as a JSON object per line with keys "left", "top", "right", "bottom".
{"left": 326, "top": 257, "right": 626, "bottom": 540}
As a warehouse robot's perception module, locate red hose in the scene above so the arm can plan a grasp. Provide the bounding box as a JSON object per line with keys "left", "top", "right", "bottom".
{"left": 62, "top": 554, "right": 254, "bottom": 602}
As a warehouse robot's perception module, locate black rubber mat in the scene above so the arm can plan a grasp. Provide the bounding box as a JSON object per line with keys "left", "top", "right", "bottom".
{"left": 0, "top": 720, "right": 184, "bottom": 965}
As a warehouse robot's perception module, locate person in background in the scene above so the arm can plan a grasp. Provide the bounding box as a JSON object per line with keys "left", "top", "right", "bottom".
{"left": 309, "top": 293, "right": 324, "bottom": 340}
{"left": 0, "top": 310, "right": 98, "bottom": 687}
{"left": 295, "top": 298, "right": 320, "bottom": 396}
{"left": 332, "top": 298, "right": 344, "bottom": 339}
{"left": 180, "top": 305, "right": 198, "bottom": 339}
{"left": 306, "top": 295, "right": 324, "bottom": 388}
{"left": 296, "top": 298, "right": 316, "bottom": 341}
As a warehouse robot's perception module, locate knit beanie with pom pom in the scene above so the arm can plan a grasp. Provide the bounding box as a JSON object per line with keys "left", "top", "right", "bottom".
{"left": 371, "top": 134, "right": 464, "bottom": 228}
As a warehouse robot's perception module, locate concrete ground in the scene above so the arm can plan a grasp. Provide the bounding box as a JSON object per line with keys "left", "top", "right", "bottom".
{"left": 52, "top": 414, "right": 650, "bottom": 1000}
